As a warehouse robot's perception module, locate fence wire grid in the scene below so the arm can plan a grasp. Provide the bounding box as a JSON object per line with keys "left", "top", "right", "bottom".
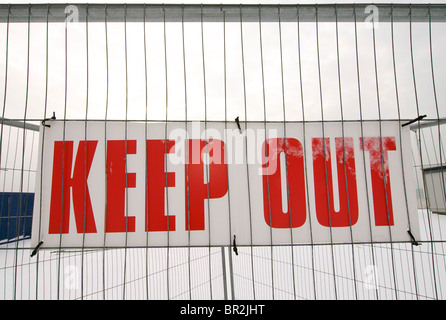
{"left": 0, "top": 3, "right": 445, "bottom": 300}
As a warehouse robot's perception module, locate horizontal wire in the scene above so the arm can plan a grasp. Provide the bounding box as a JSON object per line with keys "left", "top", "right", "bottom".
{"left": 1, "top": 118, "right": 444, "bottom": 124}
{"left": 1, "top": 239, "right": 446, "bottom": 251}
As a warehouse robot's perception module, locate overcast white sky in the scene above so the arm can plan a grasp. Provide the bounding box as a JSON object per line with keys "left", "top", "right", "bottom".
{"left": 2, "top": 1, "right": 446, "bottom": 121}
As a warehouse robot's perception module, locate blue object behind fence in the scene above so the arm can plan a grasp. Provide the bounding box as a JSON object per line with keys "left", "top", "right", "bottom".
{"left": 0, "top": 192, "right": 34, "bottom": 243}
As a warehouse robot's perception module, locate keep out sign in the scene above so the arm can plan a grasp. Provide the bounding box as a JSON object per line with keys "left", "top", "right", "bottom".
{"left": 31, "top": 121, "right": 420, "bottom": 248}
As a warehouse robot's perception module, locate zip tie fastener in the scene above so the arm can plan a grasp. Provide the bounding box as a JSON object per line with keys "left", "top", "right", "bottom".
{"left": 31, "top": 241, "right": 44, "bottom": 257}
{"left": 407, "top": 229, "right": 420, "bottom": 246}
{"left": 402, "top": 114, "right": 426, "bottom": 127}
{"left": 233, "top": 234, "right": 238, "bottom": 256}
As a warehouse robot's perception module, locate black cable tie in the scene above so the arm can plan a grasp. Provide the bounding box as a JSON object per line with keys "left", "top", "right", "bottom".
{"left": 235, "top": 116, "right": 242, "bottom": 134}
{"left": 402, "top": 114, "right": 426, "bottom": 127}
{"left": 407, "top": 229, "right": 420, "bottom": 246}
{"left": 233, "top": 234, "right": 238, "bottom": 256}
{"left": 30, "top": 241, "right": 44, "bottom": 257}
{"left": 42, "top": 112, "right": 56, "bottom": 128}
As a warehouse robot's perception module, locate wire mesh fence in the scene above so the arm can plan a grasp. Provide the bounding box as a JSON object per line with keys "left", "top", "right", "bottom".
{"left": 0, "top": 3, "right": 445, "bottom": 300}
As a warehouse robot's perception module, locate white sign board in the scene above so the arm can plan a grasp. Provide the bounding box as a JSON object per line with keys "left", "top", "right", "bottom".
{"left": 31, "top": 120, "right": 420, "bottom": 248}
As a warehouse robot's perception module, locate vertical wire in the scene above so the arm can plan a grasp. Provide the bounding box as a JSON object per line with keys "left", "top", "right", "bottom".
{"left": 392, "top": 13, "right": 413, "bottom": 294}
{"left": 296, "top": 4, "right": 317, "bottom": 300}
{"left": 143, "top": 3, "right": 149, "bottom": 301}
{"left": 25, "top": 131, "right": 35, "bottom": 191}
{"left": 258, "top": 4, "right": 275, "bottom": 300}
{"left": 315, "top": 4, "right": 338, "bottom": 299}
{"left": 428, "top": 6, "right": 446, "bottom": 297}
{"left": 425, "top": 129, "right": 442, "bottom": 210}
{"left": 0, "top": 14, "right": 11, "bottom": 293}
{"left": 8, "top": 125, "right": 19, "bottom": 283}
{"left": 56, "top": 2, "right": 70, "bottom": 300}
{"left": 413, "top": 132, "right": 432, "bottom": 297}
{"left": 409, "top": 5, "right": 439, "bottom": 300}
{"left": 13, "top": 3, "right": 31, "bottom": 300}
{"left": 0, "top": 3, "right": 15, "bottom": 298}
{"left": 221, "top": 5, "right": 235, "bottom": 300}
{"left": 389, "top": 4, "right": 419, "bottom": 299}
{"left": 334, "top": 4, "right": 358, "bottom": 299}
{"left": 199, "top": 4, "right": 213, "bottom": 299}
{"left": 0, "top": 129, "right": 11, "bottom": 299}
{"left": 239, "top": 4, "right": 256, "bottom": 300}
{"left": 428, "top": 4, "right": 446, "bottom": 220}
{"left": 35, "top": 4, "right": 50, "bottom": 299}
{"left": 277, "top": 4, "right": 296, "bottom": 300}
{"left": 222, "top": 5, "right": 228, "bottom": 299}
{"left": 102, "top": 3, "right": 109, "bottom": 301}
{"left": 80, "top": 3, "right": 90, "bottom": 300}
{"left": 180, "top": 4, "right": 192, "bottom": 300}
{"left": 122, "top": 3, "right": 129, "bottom": 300}
{"left": 24, "top": 133, "right": 34, "bottom": 297}
{"left": 4, "top": 128, "right": 17, "bottom": 298}
{"left": 0, "top": 4, "right": 10, "bottom": 179}
{"left": 372, "top": 4, "right": 406, "bottom": 299}
{"left": 0, "top": 22, "right": 11, "bottom": 286}
{"left": 353, "top": 5, "right": 379, "bottom": 300}
{"left": 370, "top": 3, "right": 399, "bottom": 299}
{"left": 162, "top": 4, "right": 171, "bottom": 300}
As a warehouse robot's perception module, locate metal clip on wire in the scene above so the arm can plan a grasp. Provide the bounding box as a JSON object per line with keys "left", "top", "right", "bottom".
{"left": 233, "top": 234, "right": 238, "bottom": 256}
{"left": 407, "top": 229, "right": 420, "bottom": 246}
{"left": 42, "top": 112, "right": 56, "bottom": 128}
{"left": 235, "top": 116, "right": 242, "bottom": 134}
{"left": 402, "top": 114, "right": 426, "bottom": 127}
{"left": 30, "top": 241, "right": 44, "bottom": 257}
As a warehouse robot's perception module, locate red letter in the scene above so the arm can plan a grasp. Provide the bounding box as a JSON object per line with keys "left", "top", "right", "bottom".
{"left": 360, "top": 137, "right": 396, "bottom": 226}
{"left": 106, "top": 140, "right": 136, "bottom": 233}
{"left": 312, "top": 137, "right": 358, "bottom": 227}
{"left": 49, "top": 140, "right": 98, "bottom": 234}
{"left": 185, "top": 139, "right": 228, "bottom": 231}
{"left": 146, "top": 139, "right": 176, "bottom": 232}
{"left": 262, "top": 138, "right": 306, "bottom": 228}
